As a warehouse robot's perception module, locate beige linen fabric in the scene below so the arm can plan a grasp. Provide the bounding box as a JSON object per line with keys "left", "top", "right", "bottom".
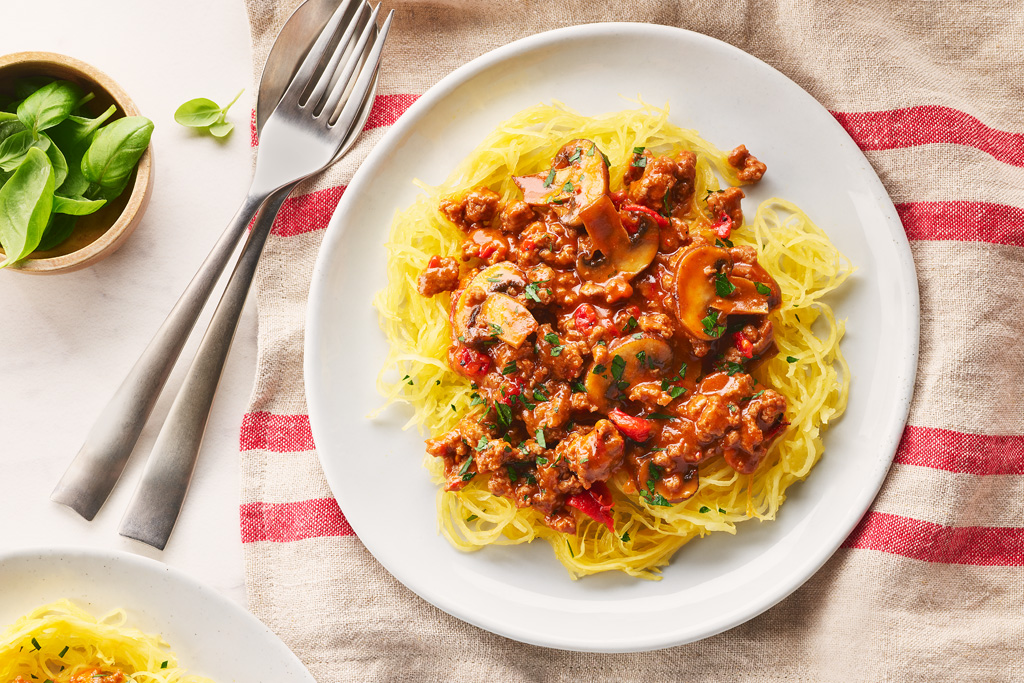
{"left": 240, "top": 1, "right": 1024, "bottom": 680}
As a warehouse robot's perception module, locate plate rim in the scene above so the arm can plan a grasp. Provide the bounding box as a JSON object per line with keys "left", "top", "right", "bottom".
{"left": 305, "top": 21, "right": 920, "bottom": 651}
{"left": 0, "top": 545, "right": 316, "bottom": 680}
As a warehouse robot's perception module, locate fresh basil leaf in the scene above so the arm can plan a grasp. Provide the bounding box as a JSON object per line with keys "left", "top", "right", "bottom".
{"left": 88, "top": 174, "right": 131, "bottom": 203}
{"left": 82, "top": 116, "right": 153, "bottom": 189}
{"left": 174, "top": 98, "right": 222, "bottom": 127}
{"left": 53, "top": 194, "right": 105, "bottom": 216}
{"left": 17, "top": 80, "right": 82, "bottom": 135}
{"left": 36, "top": 213, "right": 76, "bottom": 251}
{"left": 208, "top": 120, "right": 234, "bottom": 138}
{"left": 49, "top": 104, "right": 117, "bottom": 149}
{"left": 0, "top": 131, "right": 36, "bottom": 169}
{"left": 0, "top": 112, "right": 25, "bottom": 140}
{"left": 13, "top": 77, "right": 53, "bottom": 100}
{"left": 40, "top": 134, "right": 67, "bottom": 188}
{"left": 0, "top": 147, "right": 54, "bottom": 267}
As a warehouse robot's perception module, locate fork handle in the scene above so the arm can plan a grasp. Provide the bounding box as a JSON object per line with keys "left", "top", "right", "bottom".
{"left": 118, "top": 185, "right": 293, "bottom": 549}
{"left": 51, "top": 189, "right": 272, "bottom": 520}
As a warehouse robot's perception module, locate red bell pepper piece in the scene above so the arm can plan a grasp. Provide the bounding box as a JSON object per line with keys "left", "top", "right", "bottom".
{"left": 452, "top": 345, "right": 490, "bottom": 378}
{"left": 573, "top": 303, "right": 598, "bottom": 334}
{"left": 608, "top": 408, "right": 652, "bottom": 442}
{"left": 427, "top": 255, "right": 441, "bottom": 269}
{"left": 711, "top": 212, "right": 733, "bottom": 239}
{"left": 567, "top": 481, "right": 615, "bottom": 533}
{"left": 621, "top": 202, "right": 670, "bottom": 228}
{"left": 732, "top": 331, "right": 754, "bottom": 359}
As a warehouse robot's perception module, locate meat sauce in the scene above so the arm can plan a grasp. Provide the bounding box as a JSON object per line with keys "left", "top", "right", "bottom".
{"left": 417, "top": 139, "right": 784, "bottom": 535}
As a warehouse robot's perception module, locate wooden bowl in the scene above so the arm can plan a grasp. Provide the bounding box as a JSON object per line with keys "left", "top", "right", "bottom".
{"left": 0, "top": 52, "right": 153, "bottom": 274}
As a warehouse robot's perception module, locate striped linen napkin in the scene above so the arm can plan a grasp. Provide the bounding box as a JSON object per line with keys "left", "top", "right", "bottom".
{"left": 240, "top": 1, "right": 1024, "bottom": 680}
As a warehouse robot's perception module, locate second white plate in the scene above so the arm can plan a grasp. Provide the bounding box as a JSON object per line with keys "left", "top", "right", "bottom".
{"left": 305, "top": 23, "right": 918, "bottom": 651}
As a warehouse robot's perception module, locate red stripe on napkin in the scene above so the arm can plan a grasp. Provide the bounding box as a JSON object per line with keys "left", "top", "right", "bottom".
{"left": 250, "top": 93, "right": 418, "bottom": 147}
{"left": 896, "top": 201, "right": 1024, "bottom": 247}
{"left": 364, "top": 93, "right": 420, "bottom": 130}
{"left": 831, "top": 105, "right": 1024, "bottom": 167}
{"left": 895, "top": 425, "right": 1024, "bottom": 475}
{"left": 843, "top": 511, "right": 1024, "bottom": 565}
{"left": 241, "top": 412, "right": 315, "bottom": 452}
{"left": 271, "top": 186, "right": 346, "bottom": 237}
{"left": 240, "top": 499, "right": 354, "bottom": 542}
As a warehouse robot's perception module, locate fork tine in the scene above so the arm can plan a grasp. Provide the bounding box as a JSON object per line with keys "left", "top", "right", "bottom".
{"left": 313, "top": 3, "right": 380, "bottom": 117}
{"left": 326, "top": 9, "right": 394, "bottom": 132}
{"left": 303, "top": 2, "right": 370, "bottom": 111}
{"left": 278, "top": 0, "right": 357, "bottom": 106}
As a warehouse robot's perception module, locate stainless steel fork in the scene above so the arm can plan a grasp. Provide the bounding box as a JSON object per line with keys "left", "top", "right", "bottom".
{"left": 51, "top": 0, "right": 393, "bottom": 525}
{"left": 115, "top": 4, "right": 393, "bottom": 550}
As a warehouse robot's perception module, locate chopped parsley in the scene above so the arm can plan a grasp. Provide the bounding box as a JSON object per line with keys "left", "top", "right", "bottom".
{"left": 524, "top": 282, "right": 543, "bottom": 302}
{"left": 31, "top": 638, "right": 41, "bottom": 651}
{"left": 699, "top": 506, "right": 710, "bottom": 513}
{"left": 458, "top": 455, "right": 475, "bottom": 481}
{"left": 640, "top": 490, "right": 672, "bottom": 507}
{"left": 533, "top": 386, "right": 549, "bottom": 402}
{"left": 536, "top": 456, "right": 549, "bottom": 465}
{"left": 610, "top": 355, "right": 626, "bottom": 381}
{"left": 571, "top": 380, "right": 586, "bottom": 393}
{"left": 623, "top": 315, "right": 638, "bottom": 332}
{"left": 543, "top": 168, "right": 556, "bottom": 187}
{"left": 724, "top": 361, "right": 744, "bottom": 376}
{"left": 621, "top": 531, "right": 631, "bottom": 542}
{"left": 475, "top": 437, "right": 490, "bottom": 451}
{"left": 714, "top": 272, "right": 736, "bottom": 297}
{"left": 633, "top": 146, "right": 645, "bottom": 154}
{"left": 489, "top": 322, "right": 503, "bottom": 337}
{"left": 161, "top": 661, "right": 168, "bottom": 669}
{"left": 507, "top": 466, "right": 518, "bottom": 482}
{"left": 587, "top": 145, "right": 596, "bottom": 156}
{"left": 495, "top": 402, "right": 512, "bottom": 428}
{"left": 631, "top": 156, "right": 648, "bottom": 168}
{"left": 59, "top": 646, "right": 69, "bottom": 658}
{"left": 562, "top": 181, "right": 575, "bottom": 193}
{"left": 715, "top": 237, "right": 734, "bottom": 248}
{"left": 450, "top": 404, "right": 457, "bottom": 412}
{"left": 755, "top": 282, "right": 772, "bottom": 295}
{"left": 501, "top": 361, "right": 518, "bottom": 375}
{"left": 636, "top": 350, "right": 647, "bottom": 365}
{"left": 728, "top": 404, "right": 738, "bottom": 413}
{"left": 701, "top": 309, "right": 725, "bottom": 338}
{"left": 601, "top": 151, "right": 611, "bottom": 167}
{"left": 544, "top": 332, "right": 564, "bottom": 357}
{"left": 568, "top": 148, "right": 582, "bottom": 164}
{"left": 469, "top": 392, "right": 484, "bottom": 407}
{"left": 719, "top": 508, "right": 727, "bottom": 514}
{"left": 535, "top": 428, "right": 547, "bottom": 448}
{"left": 751, "top": 389, "right": 766, "bottom": 399}
{"left": 592, "top": 363, "right": 606, "bottom": 375}
{"left": 787, "top": 356, "right": 798, "bottom": 363}
{"left": 649, "top": 412, "right": 673, "bottom": 420}
{"left": 667, "top": 385, "right": 686, "bottom": 399}
{"left": 466, "top": 515, "right": 478, "bottom": 522}
{"left": 567, "top": 541, "right": 575, "bottom": 557}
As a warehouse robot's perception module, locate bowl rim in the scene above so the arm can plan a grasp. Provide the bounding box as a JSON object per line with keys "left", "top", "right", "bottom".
{"left": 0, "top": 50, "right": 152, "bottom": 274}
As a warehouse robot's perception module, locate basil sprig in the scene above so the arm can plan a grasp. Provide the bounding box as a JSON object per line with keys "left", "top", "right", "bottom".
{"left": 0, "top": 78, "right": 153, "bottom": 267}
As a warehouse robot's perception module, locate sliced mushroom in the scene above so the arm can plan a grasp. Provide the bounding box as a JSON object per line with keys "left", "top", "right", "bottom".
{"left": 585, "top": 336, "right": 673, "bottom": 410}
{"left": 479, "top": 293, "right": 537, "bottom": 348}
{"left": 453, "top": 263, "right": 527, "bottom": 343}
{"left": 513, "top": 139, "right": 609, "bottom": 226}
{"left": 674, "top": 245, "right": 775, "bottom": 340}
{"left": 585, "top": 196, "right": 660, "bottom": 276}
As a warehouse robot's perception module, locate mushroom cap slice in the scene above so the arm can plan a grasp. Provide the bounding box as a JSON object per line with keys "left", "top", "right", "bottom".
{"left": 585, "top": 335, "right": 673, "bottom": 410}
{"left": 452, "top": 262, "right": 527, "bottom": 342}
{"left": 479, "top": 293, "right": 537, "bottom": 348}
{"left": 513, "top": 139, "right": 609, "bottom": 227}
{"left": 576, "top": 195, "right": 660, "bottom": 282}
{"left": 674, "top": 245, "right": 776, "bottom": 340}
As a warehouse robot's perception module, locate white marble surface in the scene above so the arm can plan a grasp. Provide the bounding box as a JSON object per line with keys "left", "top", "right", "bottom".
{"left": 1, "top": 0, "right": 256, "bottom": 607}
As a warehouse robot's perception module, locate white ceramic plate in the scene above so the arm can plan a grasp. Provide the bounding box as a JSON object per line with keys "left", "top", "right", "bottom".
{"left": 305, "top": 23, "right": 918, "bottom": 652}
{"left": 0, "top": 548, "right": 315, "bottom": 682}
